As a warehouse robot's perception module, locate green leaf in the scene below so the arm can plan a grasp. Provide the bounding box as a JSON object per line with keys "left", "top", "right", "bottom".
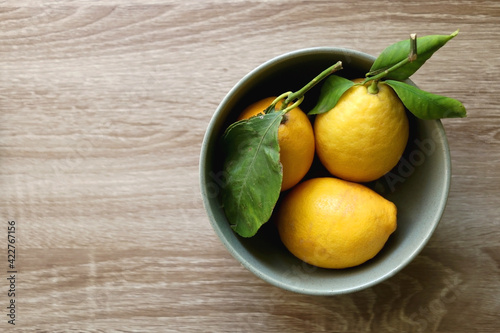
{"left": 221, "top": 111, "right": 285, "bottom": 237}
{"left": 369, "top": 30, "right": 459, "bottom": 81}
{"left": 308, "top": 75, "right": 354, "bottom": 115}
{"left": 384, "top": 80, "right": 466, "bottom": 119}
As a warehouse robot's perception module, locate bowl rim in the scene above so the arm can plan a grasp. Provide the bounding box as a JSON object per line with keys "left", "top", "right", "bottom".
{"left": 199, "top": 47, "right": 451, "bottom": 295}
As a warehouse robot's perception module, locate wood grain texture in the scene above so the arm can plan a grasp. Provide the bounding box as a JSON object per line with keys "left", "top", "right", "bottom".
{"left": 1, "top": 0, "right": 499, "bottom": 332}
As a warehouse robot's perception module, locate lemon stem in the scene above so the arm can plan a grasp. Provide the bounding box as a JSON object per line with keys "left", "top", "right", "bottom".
{"left": 408, "top": 33, "right": 417, "bottom": 62}
{"left": 279, "top": 61, "right": 343, "bottom": 110}
{"left": 367, "top": 80, "right": 379, "bottom": 94}
{"left": 270, "top": 93, "right": 305, "bottom": 114}
{"left": 271, "top": 92, "right": 293, "bottom": 109}
{"left": 282, "top": 96, "right": 304, "bottom": 113}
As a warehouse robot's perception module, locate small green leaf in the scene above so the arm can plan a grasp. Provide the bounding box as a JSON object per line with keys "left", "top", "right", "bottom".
{"left": 308, "top": 75, "right": 354, "bottom": 115}
{"left": 369, "top": 30, "right": 459, "bottom": 81}
{"left": 221, "top": 111, "right": 284, "bottom": 237}
{"left": 384, "top": 80, "right": 466, "bottom": 119}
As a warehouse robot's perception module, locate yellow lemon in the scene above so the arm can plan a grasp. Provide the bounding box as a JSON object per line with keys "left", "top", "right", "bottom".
{"left": 276, "top": 177, "right": 397, "bottom": 269}
{"left": 239, "top": 97, "right": 315, "bottom": 191}
{"left": 314, "top": 79, "right": 409, "bottom": 182}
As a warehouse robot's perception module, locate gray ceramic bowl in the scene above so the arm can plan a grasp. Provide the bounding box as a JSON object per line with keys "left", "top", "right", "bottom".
{"left": 199, "top": 47, "right": 451, "bottom": 295}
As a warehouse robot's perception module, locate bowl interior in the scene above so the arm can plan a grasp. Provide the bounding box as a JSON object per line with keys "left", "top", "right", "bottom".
{"left": 200, "top": 48, "right": 451, "bottom": 295}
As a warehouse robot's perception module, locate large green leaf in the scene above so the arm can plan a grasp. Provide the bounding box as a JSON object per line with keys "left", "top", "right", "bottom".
{"left": 308, "top": 75, "right": 354, "bottom": 115}
{"left": 221, "top": 111, "right": 284, "bottom": 237}
{"left": 369, "top": 30, "right": 458, "bottom": 81}
{"left": 384, "top": 80, "right": 466, "bottom": 119}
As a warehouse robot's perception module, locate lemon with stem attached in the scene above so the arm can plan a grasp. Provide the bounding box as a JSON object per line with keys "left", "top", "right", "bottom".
{"left": 314, "top": 79, "right": 409, "bottom": 182}
{"left": 239, "top": 96, "right": 315, "bottom": 191}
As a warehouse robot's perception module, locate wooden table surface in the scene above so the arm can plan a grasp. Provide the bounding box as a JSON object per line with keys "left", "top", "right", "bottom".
{"left": 1, "top": 1, "right": 499, "bottom": 332}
